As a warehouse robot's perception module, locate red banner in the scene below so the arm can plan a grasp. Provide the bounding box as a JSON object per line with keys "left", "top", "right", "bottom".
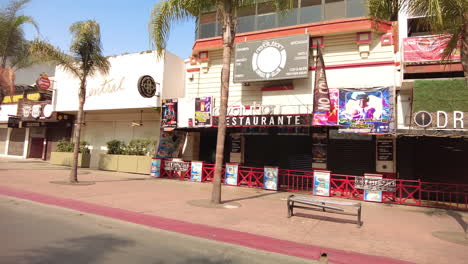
{"left": 403, "top": 35, "right": 460, "bottom": 62}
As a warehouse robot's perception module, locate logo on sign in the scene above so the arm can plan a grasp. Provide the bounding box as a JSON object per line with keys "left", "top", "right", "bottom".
{"left": 137, "top": 75, "right": 157, "bottom": 98}
{"left": 31, "top": 105, "right": 42, "bottom": 118}
{"left": 252, "top": 41, "right": 287, "bottom": 79}
{"left": 36, "top": 73, "right": 51, "bottom": 90}
{"left": 414, "top": 111, "right": 432, "bottom": 127}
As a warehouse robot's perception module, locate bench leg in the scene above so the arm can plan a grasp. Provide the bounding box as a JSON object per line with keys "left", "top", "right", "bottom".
{"left": 287, "top": 201, "right": 294, "bottom": 218}
{"left": 357, "top": 207, "right": 362, "bottom": 227}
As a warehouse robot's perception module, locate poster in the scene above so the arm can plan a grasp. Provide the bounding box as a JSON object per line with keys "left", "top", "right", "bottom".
{"left": 263, "top": 167, "right": 278, "bottom": 191}
{"left": 156, "top": 131, "right": 186, "bottom": 158}
{"left": 313, "top": 88, "right": 339, "bottom": 126}
{"left": 312, "top": 132, "right": 327, "bottom": 163}
{"left": 403, "top": 35, "right": 460, "bottom": 63}
{"left": 161, "top": 99, "right": 178, "bottom": 128}
{"left": 190, "top": 161, "right": 203, "bottom": 182}
{"left": 338, "top": 87, "right": 392, "bottom": 133}
{"left": 313, "top": 170, "right": 331, "bottom": 197}
{"left": 225, "top": 163, "right": 239, "bottom": 186}
{"left": 363, "top": 174, "right": 383, "bottom": 203}
{"left": 150, "top": 158, "right": 161, "bottom": 178}
{"left": 195, "top": 97, "right": 212, "bottom": 127}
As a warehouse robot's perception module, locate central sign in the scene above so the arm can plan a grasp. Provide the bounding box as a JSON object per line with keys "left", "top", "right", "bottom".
{"left": 233, "top": 34, "right": 310, "bottom": 83}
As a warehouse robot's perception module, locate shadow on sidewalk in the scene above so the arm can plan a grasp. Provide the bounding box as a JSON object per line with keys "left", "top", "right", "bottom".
{"left": 222, "top": 192, "right": 280, "bottom": 203}
{"left": 92, "top": 178, "right": 148, "bottom": 183}
{"left": 292, "top": 212, "right": 362, "bottom": 226}
{"left": 424, "top": 208, "right": 467, "bottom": 234}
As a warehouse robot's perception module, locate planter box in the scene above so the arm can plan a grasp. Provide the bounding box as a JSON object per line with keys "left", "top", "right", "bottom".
{"left": 99, "top": 154, "right": 152, "bottom": 174}
{"left": 50, "top": 152, "right": 90, "bottom": 168}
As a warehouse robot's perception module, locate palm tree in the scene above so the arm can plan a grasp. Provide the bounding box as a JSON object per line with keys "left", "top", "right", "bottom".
{"left": 368, "top": 0, "right": 468, "bottom": 83}
{"left": 149, "top": 0, "right": 292, "bottom": 204}
{"left": 0, "top": 0, "right": 39, "bottom": 105}
{"left": 31, "top": 20, "right": 110, "bottom": 183}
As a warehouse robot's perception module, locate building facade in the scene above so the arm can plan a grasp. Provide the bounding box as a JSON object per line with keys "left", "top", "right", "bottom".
{"left": 54, "top": 50, "right": 185, "bottom": 168}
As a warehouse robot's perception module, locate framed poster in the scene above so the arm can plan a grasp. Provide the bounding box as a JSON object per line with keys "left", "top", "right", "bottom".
{"left": 363, "top": 173, "right": 383, "bottom": 202}
{"left": 161, "top": 99, "right": 178, "bottom": 128}
{"left": 263, "top": 167, "right": 278, "bottom": 191}
{"left": 190, "top": 161, "right": 203, "bottom": 182}
{"left": 313, "top": 170, "right": 331, "bottom": 197}
{"left": 150, "top": 158, "right": 161, "bottom": 178}
{"left": 195, "top": 96, "right": 212, "bottom": 127}
{"left": 224, "top": 163, "right": 239, "bottom": 186}
{"left": 312, "top": 132, "right": 328, "bottom": 163}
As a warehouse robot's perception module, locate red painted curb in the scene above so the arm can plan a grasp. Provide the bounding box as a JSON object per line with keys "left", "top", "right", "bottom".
{"left": 0, "top": 185, "right": 412, "bottom": 264}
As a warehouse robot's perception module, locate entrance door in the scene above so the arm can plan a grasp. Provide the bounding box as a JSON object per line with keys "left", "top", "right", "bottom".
{"left": 7, "top": 128, "right": 26, "bottom": 156}
{"left": 29, "top": 138, "right": 45, "bottom": 158}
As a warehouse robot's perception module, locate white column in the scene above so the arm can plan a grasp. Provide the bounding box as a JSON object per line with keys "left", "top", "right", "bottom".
{"left": 22, "top": 128, "right": 30, "bottom": 158}
{"left": 4, "top": 128, "right": 12, "bottom": 155}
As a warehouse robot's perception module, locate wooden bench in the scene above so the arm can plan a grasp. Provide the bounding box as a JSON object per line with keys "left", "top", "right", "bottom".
{"left": 287, "top": 195, "right": 362, "bottom": 227}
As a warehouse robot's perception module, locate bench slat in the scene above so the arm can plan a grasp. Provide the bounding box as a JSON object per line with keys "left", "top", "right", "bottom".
{"left": 290, "top": 196, "right": 360, "bottom": 207}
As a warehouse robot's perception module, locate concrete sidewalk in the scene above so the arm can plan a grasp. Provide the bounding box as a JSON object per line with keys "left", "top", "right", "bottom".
{"left": 0, "top": 158, "right": 466, "bottom": 264}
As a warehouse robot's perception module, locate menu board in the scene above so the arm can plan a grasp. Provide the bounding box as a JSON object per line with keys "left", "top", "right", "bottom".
{"left": 313, "top": 170, "right": 331, "bottom": 197}
{"left": 312, "top": 132, "right": 327, "bottom": 163}
{"left": 377, "top": 139, "right": 393, "bottom": 161}
{"left": 231, "top": 135, "right": 241, "bottom": 153}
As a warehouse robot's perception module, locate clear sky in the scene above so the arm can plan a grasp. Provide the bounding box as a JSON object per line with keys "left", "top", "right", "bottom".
{"left": 5, "top": 0, "right": 196, "bottom": 59}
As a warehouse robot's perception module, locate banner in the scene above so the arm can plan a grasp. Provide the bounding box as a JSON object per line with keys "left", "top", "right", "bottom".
{"left": 156, "top": 131, "right": 186, "bottom": 158}
{"left": 313, "top": 45, "right": 331, "bottom": 122}
{"left": 363, "top": 174, "right": 383, "bottom": 202}
{"left": 194, "top": 96, "right": 212, "bottom": 127}
{"left": 225, "top": 163, "right": 239, "bottom": 186}
{"left": 338, "top": 87, "right": 392, "bottom": 133}
{"left": 313, "top": 88, "right": 338, "bottom": 126}
{"left": 164, "top": 160, "right": 190, "bottom": 171}
{"left": 150, "top": 158, "right": 161, "bottom": 178}
{"left": 355, "top": 176, "right": 396, "bottom": 192}
{"left": 313, "top": 170, "right": 331, "bottom": 197}
{"left": 403, "top": 35, "right": 460, "bottom": 62}
{"left": 161, "top": 99, "right": 177, "bottom": 128}
{"left": 263, "top": 167, "right": 278, "bottom": 191}
{"left": 190, "top": 161, "right": 203, "bottom": 182}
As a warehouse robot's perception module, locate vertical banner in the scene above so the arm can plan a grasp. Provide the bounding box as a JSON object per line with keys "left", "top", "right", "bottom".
{"left": 313, "top": 88, "right": 339, "bottom": 126}
{"left": 312, "top": 131, "right": 328, "bottom": 163}
{"left": 190, "top": 161, "right": 203, "bottom": 182}
{"left": 263, "top": 167, "right": 278, "bottom": 191}
{"left": 312, "top": 45, "right": 331, "bottom": 121}
{"left": 224, "top": 163, "right": 239, "bottom": 185}
{"left": 338, "top": 87, "right": 393, "bottom": 133}
{"left": 161, "top": 99, "right": 178, "bottom": 128}
{"left": 150, "top": 158, "right": 161, "bottom": 178}
{"left": 363, "top": 173, "right": 383, "bottom": 202}
{"left": 156, "top": 131, "right": 187, "bottom": 158}
{"left": 195, "top": 96, "right": 212, "bottom": 127}
{"left": 313, "top": 170, "right": 331, "bottom": 197}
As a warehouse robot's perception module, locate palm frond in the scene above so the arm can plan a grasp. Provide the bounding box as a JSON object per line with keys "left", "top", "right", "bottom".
{"left": 30, "top": 39, "right": 80, "bottom": 77}
{"left": 13, "top": 15, "right": 39, "bottom": 35}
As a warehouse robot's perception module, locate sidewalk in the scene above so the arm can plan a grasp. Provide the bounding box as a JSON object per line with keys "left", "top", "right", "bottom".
{"left": 0, "top": 158, "right": 466, "bottom": 264}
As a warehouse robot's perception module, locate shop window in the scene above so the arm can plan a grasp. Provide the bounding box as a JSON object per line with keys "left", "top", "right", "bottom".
{"left": 324, "top": 0, "right": 345, "bottom": 20}
{"left": 257, "top": 1, "right": 277, "bottom": 31}
{"left": 346, "top": 0, "right": 367, "bottom": 18}
{"left": 199, "top": 11, "right": 217, "bottom": 38}
{"left": 300, "top": 0, "right": 322, "bottom": 24}
{"left": 237, "top": 6, "right": 256, "bottom": 33}
{"left": 278, "top": 0, "right": 299, "bottom": 28}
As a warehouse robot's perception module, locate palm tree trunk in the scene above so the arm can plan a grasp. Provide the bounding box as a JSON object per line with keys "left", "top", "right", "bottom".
{"left": 211, "top": 0, "right": 235, "bottom": 204}
{"left": 462, "top": 12, "right": 468, "bottom": 86}
{"left": 69, "top": 79, "right": 86, "bottom": 183}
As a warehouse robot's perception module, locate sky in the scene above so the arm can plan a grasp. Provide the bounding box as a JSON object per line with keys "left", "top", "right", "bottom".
{"left": 2, "top": 0, "right": 196, "bottom": 59}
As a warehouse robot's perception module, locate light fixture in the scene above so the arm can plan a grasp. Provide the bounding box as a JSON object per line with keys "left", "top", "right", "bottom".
{"left": 132, "top": 110, "right": 143, "bottom": 127}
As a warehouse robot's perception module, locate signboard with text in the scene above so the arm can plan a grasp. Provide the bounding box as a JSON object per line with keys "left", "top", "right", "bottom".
{"left": 233, "top": 34, "right": 309, "bottom": 83}
{"left": 214, "top": 114, "right": 311, "bottom": 127}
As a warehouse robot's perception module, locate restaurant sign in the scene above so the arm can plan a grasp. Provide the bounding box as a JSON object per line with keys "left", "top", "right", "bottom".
{"left": 214, "top": 114, "right": 311, "bottom": 127}
{"left": 413, "top": 111, "right": 466, "bottom": 129}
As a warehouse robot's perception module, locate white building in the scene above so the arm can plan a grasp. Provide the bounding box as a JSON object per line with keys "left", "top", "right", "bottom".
{"left": 54, "top": 50, "right": 185, "bottom": 168}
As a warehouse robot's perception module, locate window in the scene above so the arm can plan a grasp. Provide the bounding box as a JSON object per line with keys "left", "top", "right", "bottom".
{"left": 199, "top": 11, "right": 217, "bottom": 38}
{"left": 237, "top": 6, "right": 256, "bottom": 33}
{"left": 346, "top": 0, "right": 367, "bottom": 18}
{"left": 300, "top": 0, "right": 322, "bottom": 24}
{"left": 257, "top": 1, "right": 277, "bottom": 30}
{"left": 278, "top": 0, "right": 299, "bottom": 28}
{"left": 324, "top": 0, "right": 345, "bottom": 20}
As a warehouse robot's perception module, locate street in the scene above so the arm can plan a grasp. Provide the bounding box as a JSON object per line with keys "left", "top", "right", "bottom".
{"left": 0, "top": 196, "right": 313, "bottom": 264}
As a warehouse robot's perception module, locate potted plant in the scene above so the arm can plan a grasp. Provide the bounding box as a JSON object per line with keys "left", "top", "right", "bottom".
{"left": 50, "top": 139, "right": 91, "bottom": 168}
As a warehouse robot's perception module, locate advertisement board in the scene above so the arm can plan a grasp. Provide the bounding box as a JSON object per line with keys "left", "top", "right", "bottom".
{"left": 363, "top": 174, "right": 383, "bottom": 203}
{"left": 233, "top": 34, "right": 309, "bottom": 83}
{"left": 156, "top": 131, "right": 186, "bottom": 158}
{"left": 161, "top": 99, "right": 178, "bottom": 128}
{"left": 190, "top": 161, "right": 203, "bottom": 182}
{"left": 312, "top": 132, "right": 327, "bottom": 163}
{"left": 313, "top": 88, "right": 339, "bottom": 126}
{"left": 403, "top": 35, "right": 460, "bottom": 63}
{"left": 150, "top": 158, "right": 161, "bottom": 178}
{"left": 263, "top": 167, "right": 278, "bottom": 191}
{"left": 195, "top": 96, "right": 212, "bottom": 127}
{"left": 313, "top": 170, "right": 331, "bottom": 197}
{"left": 338, "top": 87, "right": 392, "bottom": 133}
{"left": 225, "top": 163, "right": 239, "bottom": 186}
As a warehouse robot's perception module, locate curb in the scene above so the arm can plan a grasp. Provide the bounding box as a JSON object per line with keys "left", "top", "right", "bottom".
{"left": 0, "top": 185, "right": 413, "bottom": 264}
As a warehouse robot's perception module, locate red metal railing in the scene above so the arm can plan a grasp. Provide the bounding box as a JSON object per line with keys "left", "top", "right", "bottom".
{"left": 158, "top": 159, "right": 468, "bottom": 211}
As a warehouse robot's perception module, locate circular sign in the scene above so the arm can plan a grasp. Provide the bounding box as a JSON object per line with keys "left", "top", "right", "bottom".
{"left": 37, "top": 76, "right": 51, "bottom": 90}
{"left": 252, "top": 41, "right": 287, "bottom": 79}
{"left": 43, "top": 104, "right": 53, "bottom": 118}
{"left": 414, "top": 111, "right": 432, "bottom": 127}
{"left": 138, "top": 75, "right": 157, "bottom": 98}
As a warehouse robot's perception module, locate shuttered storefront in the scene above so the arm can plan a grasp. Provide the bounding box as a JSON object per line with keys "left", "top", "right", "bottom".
{"left": 7, "top": 128, "right": 26, "bottom": 156}
{"left": 328, "top": 135, "right": 376, "bottom": 176}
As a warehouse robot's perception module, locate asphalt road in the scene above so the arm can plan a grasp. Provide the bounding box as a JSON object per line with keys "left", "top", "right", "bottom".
{"left": 0, "top": 196, "right": 315, "bottom": 264}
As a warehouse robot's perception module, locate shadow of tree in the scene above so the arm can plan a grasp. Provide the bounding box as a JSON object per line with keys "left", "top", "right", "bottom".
{"left": 222, "top": 191, "right": 281, "bottom": 203}
{"left": 10, "top": 234, "right": 135, "bottom": 264}
{"left": 424, "top": 208, "right": 467, "bottom": 234}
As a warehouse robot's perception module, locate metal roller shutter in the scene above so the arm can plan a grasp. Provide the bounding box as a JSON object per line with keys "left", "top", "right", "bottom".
{"left": 328, "top": 138, "right": 376, "bottom": 176}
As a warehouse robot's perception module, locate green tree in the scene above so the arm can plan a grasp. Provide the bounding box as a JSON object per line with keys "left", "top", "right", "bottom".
{"left": 31, "top": 20, "right": 110, "bottom": 183}
{"left": 149, "top": 0, "right": 292, "bottom": 204}
{"left": 0, "top": 0, "right": 39, "bottom": 105}
{"left": 368, "top": 0, "right": 468, "bottom": 83}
